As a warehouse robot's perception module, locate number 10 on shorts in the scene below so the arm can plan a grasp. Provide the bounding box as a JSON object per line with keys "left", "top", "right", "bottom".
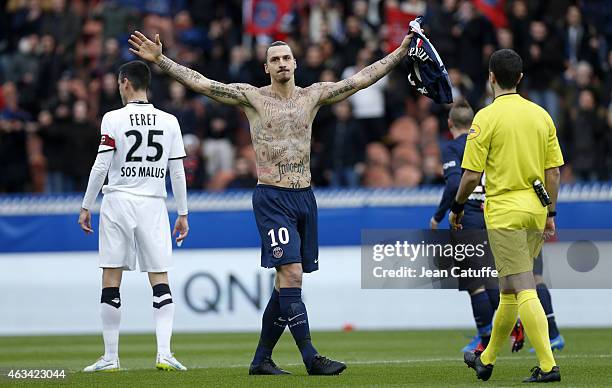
{"left": 268, "top": 227, "right": 289, "bottom": 247}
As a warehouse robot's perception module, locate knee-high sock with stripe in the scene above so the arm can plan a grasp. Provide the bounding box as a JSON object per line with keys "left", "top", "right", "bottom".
{"left": 153, "top": 284, "right": 175, "bottom": 357}
{"left": 100, "top": 287, "right": 121, "bottom": 361}
{"left": 518, "top": 289, "right": 556, "bottom": 372}
{"left": 480, "top": 293, "right": 518, "bottom": 366}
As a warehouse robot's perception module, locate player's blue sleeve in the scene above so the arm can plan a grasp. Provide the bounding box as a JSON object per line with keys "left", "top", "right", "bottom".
{"left": 433, "top": 145, "right": 462, "bottom": 222}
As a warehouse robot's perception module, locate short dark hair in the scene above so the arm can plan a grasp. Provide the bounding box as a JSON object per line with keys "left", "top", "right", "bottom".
{"left": 488, "top": 49, "right": 522, "bottom": 89}
{"left": 265, "top": 41, "right": 290, "bottom": 63}
{"left": 449, "top": 99, "right": 474, "bottom": 129}
{"left": 118, "top": 60, "right": 151, "bottom": 91}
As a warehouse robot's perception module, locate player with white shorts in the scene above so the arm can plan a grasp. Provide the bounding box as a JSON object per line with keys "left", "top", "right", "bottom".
{"left": 78, "top": 60, "right": 189, "bottom": 372}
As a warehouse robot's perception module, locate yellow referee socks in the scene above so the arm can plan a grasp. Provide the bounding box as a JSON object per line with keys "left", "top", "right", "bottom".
{"left": 518, "top": 289, "right": 556, "bottom": 372}
{"left": 480, "top": 293, "right": 518, "bottom": 366}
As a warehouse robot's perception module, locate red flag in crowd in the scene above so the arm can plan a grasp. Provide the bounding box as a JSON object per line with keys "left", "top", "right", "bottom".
{"left": 385, "top": 6, "right": 417, "bottom": 53}
{"left": 472, "top": 0, "right": 508, "bottom": 28}
{"left": 243, "top": 0, "right": 293, "bottom": 36}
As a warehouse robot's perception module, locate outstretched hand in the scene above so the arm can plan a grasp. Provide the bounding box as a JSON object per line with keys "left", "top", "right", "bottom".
{"left": 129, "top": 31, "right": 162, "bottom": 63}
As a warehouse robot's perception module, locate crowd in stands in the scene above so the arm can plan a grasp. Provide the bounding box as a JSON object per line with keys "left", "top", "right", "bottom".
{"left": 0, "top": 0, "right": 610, "bottom": 193}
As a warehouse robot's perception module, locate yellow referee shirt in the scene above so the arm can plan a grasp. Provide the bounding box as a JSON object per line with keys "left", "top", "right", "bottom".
{"left": 462, "top": 93, "right": 564, "bottom": 214}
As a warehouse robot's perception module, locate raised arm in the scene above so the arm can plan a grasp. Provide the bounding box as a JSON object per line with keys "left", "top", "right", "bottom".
{"left": 316, "top": 33, "right": 413, "bottom": 106}
{"left": 128, "top": 31, "right": 254, "bottom": 107}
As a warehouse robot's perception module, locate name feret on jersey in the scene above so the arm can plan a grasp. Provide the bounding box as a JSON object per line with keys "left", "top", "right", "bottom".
{"left": 98, "top": 102, "right": 186, "bottom": 197}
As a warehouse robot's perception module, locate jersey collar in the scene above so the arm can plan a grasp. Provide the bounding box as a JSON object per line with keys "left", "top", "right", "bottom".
{"left": 493, "top": 92, "right": 518, "bottom": 101}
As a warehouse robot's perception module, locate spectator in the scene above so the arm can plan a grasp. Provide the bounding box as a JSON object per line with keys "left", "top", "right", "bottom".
{"left": 296, "top": 45, "right": 325, "bottom": 87}
{"left": 562, "top": 5, "right": 600, "bottom": 71}
{"left": 324, "top": 100, "right": 366, "bottom": 188}
{"left": 507, "top": 0, "right": 530, "bottom": 60}
{"left": 163, "top": 81, "right": 197, "bottom": 134}
{"left": 228, "top": 45, "right": 252, "bottom": 84}
{"left": 428, "top": 0, "right": 459, "bottom": 69}
{"left": 525, "top": 21, "right": 564, "bottom": 125}
{"left": 97, "top": 37, "right": 123, "bottom": 75}
{"left": 364, "top": 165, "right": 393, "bottom": 188}
{"left": 37, "top": 110, "right": 69, "bottom": 193}
{"left": 202, "top": 105, "right": 235, "bottom": 178}
{"left": 448, "top": 67, "right": 474, "bottom": 103}
{"left": 454, "top": 1, "right": 496, "bottom": 107}
{"left": 40, "top": 0, "right": 82, "bottom": 61}
{"left": 182, "top": 134, "right": 207, "bottom": 190}
{"left": 98, "top": 72, "right": 122, "bottom": 116}
{"left": 227, "top": 157, "right": 258, "bottom": 189}
{"left": 341, "top": 47, "right": 388, "bottom": 142}
{"left": 36, "top": 35, "right": 64, "bottom": 104}
{"left": 65, "top": 100, "right": 98, "bottom": 191}
{"left": 0, "top": 83, "right": 31, "bottom": 192}
{"left": 569, "top": 89, "right": 606, "bottom": 181}
{"left": 394, "top": 165, "right": 422, "bottom": 188}
{"left": 341, "top": 16, "right": 366, "bottom": 67}
{"left": 309, "top": 0, "right": 343, "bottom": 44}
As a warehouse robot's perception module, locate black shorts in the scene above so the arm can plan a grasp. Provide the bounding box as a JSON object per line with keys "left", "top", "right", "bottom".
{"left": 252, "top": 185, "right": 319, "bottom": 273}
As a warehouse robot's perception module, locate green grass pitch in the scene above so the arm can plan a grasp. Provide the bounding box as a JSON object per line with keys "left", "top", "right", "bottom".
{"left": 1, "top": 328, "right": 611, "bottom": 387}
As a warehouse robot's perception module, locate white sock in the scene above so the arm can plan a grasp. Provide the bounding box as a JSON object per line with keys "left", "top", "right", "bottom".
{"left": 100, "top": 303, "right": 121, "bottom": 361}
{"left": 153, "top": 285, "right": 174, "bottom": 357}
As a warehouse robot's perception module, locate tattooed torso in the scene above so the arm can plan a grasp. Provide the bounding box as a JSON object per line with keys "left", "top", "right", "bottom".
{"left": 241, "top": 85, "right": 322, "bottom": 189}
{"left": 155, "top": 40, "right": 408, "bottom": 189}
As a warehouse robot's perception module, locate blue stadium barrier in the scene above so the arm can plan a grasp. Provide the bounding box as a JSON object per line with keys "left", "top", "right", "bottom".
{"left": 0, "top": 184, "right": 611, "bottom": 253}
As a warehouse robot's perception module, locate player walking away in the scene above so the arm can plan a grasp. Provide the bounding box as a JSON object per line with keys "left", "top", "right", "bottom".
{"left": 431, "top": 101, "right": 564, "bottom": 354}
{"left": 431, "top": 100, "right": 498, "bottom": 353}
{"left": 450, "top": 49, "right": 563, "bottom": 383}
{"left": 128, "top": 30, "right": 414, "bottom": 375}
{"left": 78, "top": 61, "right": 189, "bottom": 372}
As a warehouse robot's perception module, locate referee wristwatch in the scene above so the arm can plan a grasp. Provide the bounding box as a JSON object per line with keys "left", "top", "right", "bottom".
{"left": 548, "top": 211, "right": 557, "bottom": 218}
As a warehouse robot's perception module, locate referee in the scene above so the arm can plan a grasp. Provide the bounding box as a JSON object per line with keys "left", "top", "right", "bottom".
{"left": 449, "top": 49, "right": 563, "bottom": 383}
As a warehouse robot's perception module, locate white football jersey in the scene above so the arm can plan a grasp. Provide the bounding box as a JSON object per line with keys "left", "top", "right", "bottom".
{"left": 98, "top": 102, "right": 186, "bottom": 198}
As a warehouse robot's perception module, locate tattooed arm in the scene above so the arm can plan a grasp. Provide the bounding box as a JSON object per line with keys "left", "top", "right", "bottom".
{"left": 128, "top": 31, "right": 254, "bottom": 107}
{"left": 157, "top": 55, "right": 254, "bottom": 106}
{"left": 316, "top": 33, "right": 413, "bottom": 106}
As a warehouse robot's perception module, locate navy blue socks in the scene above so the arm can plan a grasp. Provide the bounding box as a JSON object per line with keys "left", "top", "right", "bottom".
{"left": 279, "top": 287, "right": 318, "bottom": 367}
{"left": 486, "top": 288, "right": 500, "bottom": 310}
{"left": 252, "top": 289, "right": 286, "bottom": 365}
{"left": 470, "top": 291, "right": 495, "bottom": 346}
{"left": 536, "top": 283, "right": 560, "bottom": 339}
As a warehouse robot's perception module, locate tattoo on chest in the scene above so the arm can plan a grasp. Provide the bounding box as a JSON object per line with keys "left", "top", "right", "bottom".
{"left": 249, "top": 88, "right": 315, "bottom": 188}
